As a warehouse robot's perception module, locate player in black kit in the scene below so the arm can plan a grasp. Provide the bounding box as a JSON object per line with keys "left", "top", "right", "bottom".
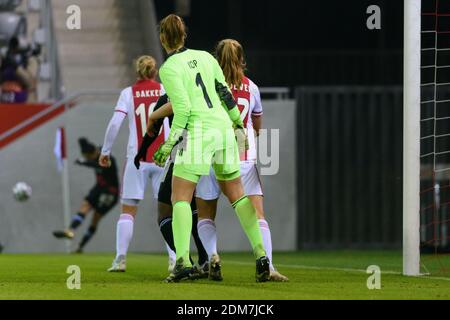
{"left": 53, "top": 138, "right": 119, "bottom": 253}
{"left": 135, "top": 94, "right": 209, "bottom": 280}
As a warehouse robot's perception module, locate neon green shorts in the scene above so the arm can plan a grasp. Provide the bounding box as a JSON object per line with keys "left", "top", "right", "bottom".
{"left": 173, "top": 130, "right": 241, "bottom": 183}
{"left": 173, "top": 161, "right": 241, "bottom": 183}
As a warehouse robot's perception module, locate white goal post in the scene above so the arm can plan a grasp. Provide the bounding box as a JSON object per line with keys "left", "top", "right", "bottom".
{"left": 403, "top": 0, "right": 421, "bottom": 276}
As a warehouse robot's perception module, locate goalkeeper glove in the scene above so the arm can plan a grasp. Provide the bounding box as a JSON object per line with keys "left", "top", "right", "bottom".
{"left": 214, "top": 80, "right": 249, "bottom": 152}
{"left": 233, "top": 122, "right": 249, "bottom": 154}
{"left": 134, "top": 133, "right": 153, "bottom": 169}
{"left": 153, "top": 128, "right": 183, "bottom": 167}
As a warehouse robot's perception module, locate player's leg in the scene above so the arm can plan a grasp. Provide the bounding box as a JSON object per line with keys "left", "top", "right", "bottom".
{"left": 195, "top": 168, "right": 220, "bottom": 259}
{"left": 157, "top": 163, "right": 208, "bottom": 274}
{"left": 241, "top": 163, "right": 288, "bottom": 282}
{"left": 108, "top": 201, "right": 138, "bottom": 272}
{"left": 75, "top": 211, "right": 102, "bottom": 253}
{"left": 158, "top": 164, "right": 208, "bottom": 268}
{"left": 195, "top": 168, "right": 222, "bottom": 280}
{"left": 190, "top": 199, "right": 209, "bottom": 268}
{"left": 76, "top": 191, "right": 118, "bottom": 253}
{"left": 108, "top": 161, "right": 147, "bottom": 272}
{"left": 196, "top": 197, "right": 218, "bottom": 259}
{"left": 158, "top": 201, "right": 177, "bottom": 271}
{"left": 53, "top": 199, "right": 92, "bottom": 240}
{"left": 213, "top": 142, "right": 269, "bottom": 282}
{"left": 154, "top": 163, "right": 177, "bottom": 271}
{"left": 216, "top": 175, "right": 269, "bottom": 282}
{"left": 166, "top": 164, "right": 199, "bottom": 282}
{"left": 171, "top": 175, "right": 197, "bottom": 265}
{"left": 159, "top": 193, "right": 206, "bottom": 274}
{"left": 196, "top": 196, "right": 223, "bottom": 281}
{"left": 248, "top": 195, "right": 288, "bottom": 282}
{"left": 216, "top": 176, "right": 264, "bottom": 258}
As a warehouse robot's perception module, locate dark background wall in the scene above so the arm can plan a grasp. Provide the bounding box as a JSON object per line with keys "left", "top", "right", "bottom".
{"left": 296, "top": 87, "right": 403, "bottom": 249}
{"left": 154, "top": 0, "right": 403, "bottom": 86}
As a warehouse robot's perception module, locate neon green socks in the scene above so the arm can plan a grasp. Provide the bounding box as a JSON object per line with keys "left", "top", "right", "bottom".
{"left": 172, "top": 201, "right": 192, "bottom": 266}
{"left": 232, "top": 196, "right": 266, "bottom": 259}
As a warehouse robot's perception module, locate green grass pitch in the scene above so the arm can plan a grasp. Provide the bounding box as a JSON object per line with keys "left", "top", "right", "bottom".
{"left": 0, "top": 251, "right": 449, "bottom": 300}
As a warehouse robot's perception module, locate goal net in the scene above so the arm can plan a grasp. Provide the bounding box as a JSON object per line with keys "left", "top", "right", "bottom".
{"left": 418, "top": 0, "right": 450, "bottom": 274}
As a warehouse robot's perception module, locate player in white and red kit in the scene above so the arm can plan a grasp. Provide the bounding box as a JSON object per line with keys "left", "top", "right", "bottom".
{"left": 195, "top": 39, "right": 288, "bottom": 281}
{"left": 98, "top": 56, "right": 174, "bottom": 271}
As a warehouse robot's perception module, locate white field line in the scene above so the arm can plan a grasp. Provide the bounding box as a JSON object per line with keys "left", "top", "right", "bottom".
{"left": 226, "top": 260, "right": 450, "bottom": 282}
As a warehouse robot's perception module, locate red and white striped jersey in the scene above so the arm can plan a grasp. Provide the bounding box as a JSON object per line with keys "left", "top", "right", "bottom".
{"left": 230, "top": 76, "right": 263, "bottom": 163}
{"left": 114, "top": 79, "right": 169, "bottom": 163}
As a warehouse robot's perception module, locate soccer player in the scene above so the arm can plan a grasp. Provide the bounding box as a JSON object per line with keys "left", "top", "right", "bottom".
{"left": 153, "top": 14, "right": 270, "bottom": 282}
{"left": 196, "top": 39, "right": 288, "bottom": 282}
{"left": 134, "top": 94, "right": 209, "bottom": 277}
{"left": 98, "top": 55, "right": 174, "bottom": 272}
{"left": 53, "top": 138, "right": 119, "bottom": 253}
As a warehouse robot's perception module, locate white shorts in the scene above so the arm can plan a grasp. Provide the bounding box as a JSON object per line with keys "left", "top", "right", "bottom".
{"left": 121, "top": 160, "right": 164, "bottom": 200}
{"left": 196, "top": 161, "right": 263, "bottom": 200}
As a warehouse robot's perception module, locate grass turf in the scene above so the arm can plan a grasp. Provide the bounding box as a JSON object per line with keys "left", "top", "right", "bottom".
{"left": 0, "top": 251, "right": 449, "bottom": 300}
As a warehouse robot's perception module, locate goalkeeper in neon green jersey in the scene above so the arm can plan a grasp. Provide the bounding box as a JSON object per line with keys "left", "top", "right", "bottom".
{"left": 155, "top": 14, "right": 270, "bottom": 283}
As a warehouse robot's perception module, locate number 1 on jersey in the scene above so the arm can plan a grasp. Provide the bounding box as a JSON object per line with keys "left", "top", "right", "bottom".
{"left": 196, "top": 73, "right": 213, "bottom": 109}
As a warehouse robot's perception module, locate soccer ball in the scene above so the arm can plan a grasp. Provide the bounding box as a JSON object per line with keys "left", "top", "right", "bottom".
{"left": 12, "top": 182, "right": 32, "bottom": 202}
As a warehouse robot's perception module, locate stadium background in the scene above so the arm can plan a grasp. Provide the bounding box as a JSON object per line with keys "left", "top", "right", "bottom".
{"left": 1, "top": 0, "right": 405, "bottom": 253}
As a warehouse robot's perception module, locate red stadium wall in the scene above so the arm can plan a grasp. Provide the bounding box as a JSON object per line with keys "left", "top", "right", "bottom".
{"left": 0, "top": 103, "right": 71, "bottom": 149}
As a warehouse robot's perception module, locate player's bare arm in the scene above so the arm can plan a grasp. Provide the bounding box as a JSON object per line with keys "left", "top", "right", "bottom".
{"left": 147, "top": 102, "right": 173, "bottom": 135}
{"left": 252, "top": 115, "right": 262, "bottom": 137}
{"left": 149, "top": 102, "right": 173, "bottom": 122}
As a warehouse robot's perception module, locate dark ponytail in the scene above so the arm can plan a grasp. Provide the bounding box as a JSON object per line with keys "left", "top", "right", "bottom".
{"left": 159, "top": 14, "right": 187, "bottom": 51}
{"left": 215, "top": 39, "right": 246, "bottom": 88}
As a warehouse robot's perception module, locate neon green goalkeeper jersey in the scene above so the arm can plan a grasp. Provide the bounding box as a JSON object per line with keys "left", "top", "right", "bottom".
{"left": 159, "top": 47, "right": 240, "bottom": 178}
{"left": 159, "top": 48, "right": 233, "bottom": 134}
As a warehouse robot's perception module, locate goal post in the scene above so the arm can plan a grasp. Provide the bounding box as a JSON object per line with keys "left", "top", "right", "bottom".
{"left": 403, "top": 0, "right": 421, "bottom": 276}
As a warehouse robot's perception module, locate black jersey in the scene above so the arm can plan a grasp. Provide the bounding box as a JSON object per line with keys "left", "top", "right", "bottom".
{"left": 76, "top": 153, "right": 119, "bottom": 194}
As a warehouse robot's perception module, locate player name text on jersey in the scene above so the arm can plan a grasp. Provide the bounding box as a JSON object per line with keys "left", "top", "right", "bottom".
{"left": 231, "top": 83, "right": 250, "bottom": 92}
{"left": 135, "top": 89, "right": 162, "bottom": 98}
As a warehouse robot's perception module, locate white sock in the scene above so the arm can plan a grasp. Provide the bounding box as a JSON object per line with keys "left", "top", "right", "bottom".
{"left": 165, "top": 241, "right": 176, "bottom": 262}
{"left": 116, "top": 214, "right": 134, "bottom": 259}
{"left": 259, "top": 219, "right": 274, "bottom": 271}
{"left": 197, "top": 219, "right": 217, "bottom": 260}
